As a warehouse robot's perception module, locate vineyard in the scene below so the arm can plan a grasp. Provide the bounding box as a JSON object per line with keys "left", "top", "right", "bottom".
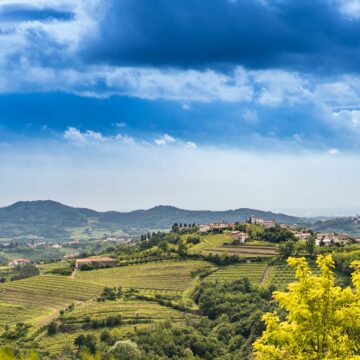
{"left": 266, "top": 263, "right": 321, "bottom": 289}
{"left": 37, "top": 325, "right": 144, "bottom": 355}
{"left": 0, "top": 302, "right": 50, "bottom": 328}
{"left": 36, "top": 299, "right": 196, "bottom": 354}
{"left": 202, "top": 244, "right": 279, "bottom": 257}
{"left": 205, "top": 262, "right": 268, "bottom": 285}
{"left": 187, "top": 233, "right": 232, "bottom": 254}
{"left": 185, "top": 232, "right": 279, "bottom": 258}
{"left": 75, "top": 260, "right": 214, "bottom": 291}
{"left": 0, "top": 275, "right": 102, "bottom": 329}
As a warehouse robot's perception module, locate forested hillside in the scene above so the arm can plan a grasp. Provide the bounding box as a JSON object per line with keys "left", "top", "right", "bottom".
{"left": 0, "top": 200, "right": 303, "bottom": 240}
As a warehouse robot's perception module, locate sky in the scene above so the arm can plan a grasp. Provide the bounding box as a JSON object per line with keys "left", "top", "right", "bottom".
{"left": 1, "top": 0, "right": 360, "bottom": 214}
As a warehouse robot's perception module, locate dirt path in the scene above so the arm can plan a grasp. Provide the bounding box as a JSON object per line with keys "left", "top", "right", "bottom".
{"left": 70, "top": 269, "right": 77, "bottom": 279}
{"left": 260, "top": 266, "right": 271, "bottom": 285}
{"left": 37, "top": 309, "right": 59, "bottom": 327}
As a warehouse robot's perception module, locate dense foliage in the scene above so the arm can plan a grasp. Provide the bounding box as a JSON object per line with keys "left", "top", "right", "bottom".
{"left": 254, "top": 255, "right": 360, "bottom": 359}
{"left": 10, "top": 264, "right": 39, "bottom": 281}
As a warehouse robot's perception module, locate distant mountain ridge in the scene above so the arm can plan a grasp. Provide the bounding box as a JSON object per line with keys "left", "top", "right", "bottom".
{"left": 0, "top": 200, "right": 304, "bottom": 240}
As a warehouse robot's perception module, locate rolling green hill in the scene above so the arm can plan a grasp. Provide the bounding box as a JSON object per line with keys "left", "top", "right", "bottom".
{"left": 310, "top": 217, "right": 360, "bottom": 236}
{"left": 0, "top": 200, "right": 303, "bottom": 241}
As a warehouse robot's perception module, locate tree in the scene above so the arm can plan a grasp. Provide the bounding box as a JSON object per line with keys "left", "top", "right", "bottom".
{"left": 109, "top": 340, "right": 141, "bottom": 360}
{"left": 254, "top": 255, "right": 360, "bottom": 359}
{"left": 47, "top": 322, "right": 58, "bottom": 336}
{"left": 305, "top": 234, "right": 316, "bottom": 255}
{"left": 279, "top": 240, "right": 295, "bottom": 258}
{"left": 75, "top": 334, "right": 97, "bottom": 355}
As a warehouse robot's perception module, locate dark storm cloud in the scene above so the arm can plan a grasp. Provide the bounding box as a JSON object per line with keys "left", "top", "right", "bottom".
{"left": 84, "top": 0, "right": 360, "bottom": 73}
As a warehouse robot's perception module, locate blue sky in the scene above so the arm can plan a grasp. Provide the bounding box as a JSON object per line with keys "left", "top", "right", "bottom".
{"left": 1, "top": 0, "right": 360, "bottom": 213}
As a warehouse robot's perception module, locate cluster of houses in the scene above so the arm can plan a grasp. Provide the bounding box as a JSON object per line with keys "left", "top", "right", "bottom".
{"left": 196, "top": 215, "right": 356, "bottom": 246}
{"left": 247, "top": 215, "right": 276, "bottom": 228}
{"left": 315, "top": 232, "right": 354, "bottom": 246}
{"left": 198, "top": 222, "right": 232, "bottom": 233}
{"left": 197, "top": 216, "right": 278, "bottom": 235}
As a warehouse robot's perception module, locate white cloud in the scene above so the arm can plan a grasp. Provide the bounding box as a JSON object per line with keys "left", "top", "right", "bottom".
{"left": 154, "top": 134, "right": 177, "bottom": 146}
{"left": 337, "top": 0, "right": 360, "bottom": 19}
{"left": 185, "top": 141, "right": 197, "bottom": 148}
{"left": 115, "top": 134, "right": 135, "bottom": 144}
{"left": 63, "top": 128, "right": 198, "bottom": 150}
{"left": 64, "top": 127, "right": 105, "bottom": 145}
{"left": 253, "top": 70, "right": 311, "bottom": 106}
{"left": 102, "top": 67, "right": 254, "bottom": 102}
{"left": 314, "top": 81, "right": 359, "bottom": 108}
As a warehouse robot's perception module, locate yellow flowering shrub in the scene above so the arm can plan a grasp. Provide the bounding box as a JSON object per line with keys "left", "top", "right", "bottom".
{"left": 254, "top": 255, "right": 360, "bottom": 359}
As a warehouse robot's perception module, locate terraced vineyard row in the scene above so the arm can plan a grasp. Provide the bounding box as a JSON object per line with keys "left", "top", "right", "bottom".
{"left": 0, "top": 274, "right": 103, "bottom": 328}
{"left": 202, "top": 244, "right": 278, "bottom": 257}
{"left": 0, "top": 275, "right": 102, "bottom": 306}
{"left": 267, "top": 263, "right": 321, "bottom": 290}
{"left": 187, "top": 233, "right": 232, "bottom": 254}
{"left": 76, "top": 260, "right": 213, "bottom": 291}
{"left": 205, "top": 263, "right": 267, "bottom": 285}
{"left": 37, "top": 300, "right": 194, "bottom": 355}
{"left": 64, "top": 299, "right": 189, "bottom": 322}
{"left": 0, "top": 302, "right": 50, "bottom": 327}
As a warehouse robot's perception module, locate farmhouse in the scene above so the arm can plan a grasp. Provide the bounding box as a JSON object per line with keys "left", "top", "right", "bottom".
{"left": 75, "top": 257, "right": 118, "bottom": 270}
{"left": 231, "top": 231, "right": 248, "bottom": 244}
{"left": 8, "top": 258, "right": 32, "bottom": 267}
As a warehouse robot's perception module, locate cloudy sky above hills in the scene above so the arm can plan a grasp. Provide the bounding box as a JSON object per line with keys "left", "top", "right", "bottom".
{"left": 1, "top": 0, "right": 360, "bottom": 213}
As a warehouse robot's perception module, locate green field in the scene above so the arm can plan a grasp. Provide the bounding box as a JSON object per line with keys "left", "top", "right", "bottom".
{"left": 205, "top": 262, "right": 268, "bottom": 285}
{"left": 75, "top": 260, "right": 213, "bottom": 291}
